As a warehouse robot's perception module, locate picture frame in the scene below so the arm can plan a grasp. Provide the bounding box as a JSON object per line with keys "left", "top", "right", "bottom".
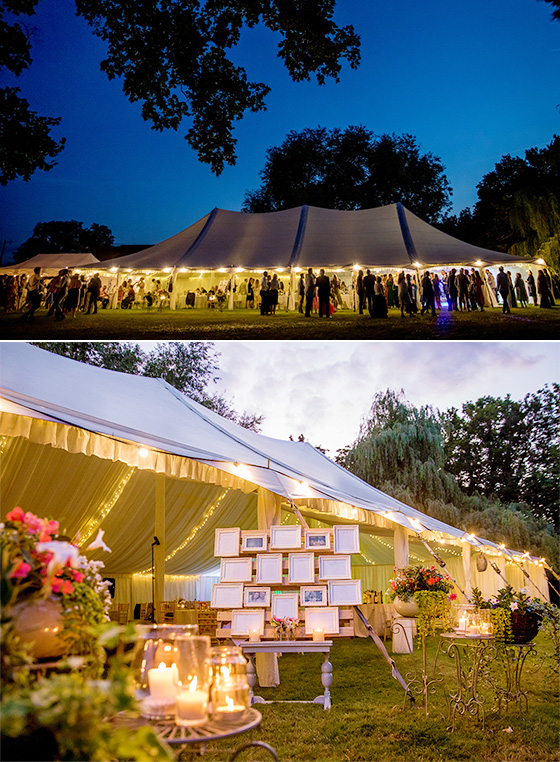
{"left": 271, "top": 592, "right": 299, "bottom": 621}
{"left": 214, "top": 527, "right": 241, "bottom": 557}
{"left": 241, "top": 530, "right": 268, "bottom": 553}
{"left": 328, "top": 579, "right": 362, "bottom": 606}
{"left": 333, "top": 525, "right": 360, "bottom": 554}
{"left": 304, "top": 607, "right": 340, "bottom": 635}
{"left": 270, "top": 524, "right": 302, "bottom": 550}
{"left": 231, "top": 609, "right": 265, "bottom": 637}
{"left": 243, "top": 586, "right": 271, "bottom": 607}
{"left": 211, "top": 583, "right": 244, "bottom": 609}
{"left": 300, "top": 585, "right": 328, "bottom": 607}
{"left": 288, "top": 552, "right": 315, "bottom": 584}
{"left": 318, "top": 554, "right": 351, "bottom": 580}
{"left": 304, "top": 529, "right": 331, "bottom": 550}
{"left": 219, "top": 556, "right": 253, "bottom": 583}
{"left": 255, "top": 553, "right": 283, "bottom": 584}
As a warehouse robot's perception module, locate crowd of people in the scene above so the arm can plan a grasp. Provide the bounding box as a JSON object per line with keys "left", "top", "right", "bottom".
{"left": 1, "top": 264, "right": 557, "bottom": 321}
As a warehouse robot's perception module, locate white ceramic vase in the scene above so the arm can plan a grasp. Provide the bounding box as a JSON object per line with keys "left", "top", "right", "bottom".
{"left": 12, "top": 597, "right": 65, "bottom": 659}
{"left": 393, "top": 596, "right": 419, "bottom": 617}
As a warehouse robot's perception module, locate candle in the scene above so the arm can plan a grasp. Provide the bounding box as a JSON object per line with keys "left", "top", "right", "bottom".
{"left": 457, "top": 616, "right": 467, "bottom": 633}
{"left": 148, "top": 662, "right": 177, "bottom": 702}
{"left": 175, "top": 677, "right": 208, "bottom": 727}
{"left": 312, "top": 627, "right": 325, "bottom": 642}
{"left": 248, "top": 630, "right": 261, "bottom": 642}
{"left": 212, "top": 676, "right": 249, "bottom": 722}
{"left": 468, "top": 623, "right": 480, "bottom": 635}
{"left": 215, "top": 695, "right": 246, "bottom": 721}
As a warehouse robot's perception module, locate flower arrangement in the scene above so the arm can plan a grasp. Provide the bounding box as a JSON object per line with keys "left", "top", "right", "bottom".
{"left": 1, "top": 507, "right": 112, "bottom": 662}
{"left": 270, "top": 616, "right": 299, "bottom": 639}
{"left": 386, "top": 565, "right": 455, "bottom": 603}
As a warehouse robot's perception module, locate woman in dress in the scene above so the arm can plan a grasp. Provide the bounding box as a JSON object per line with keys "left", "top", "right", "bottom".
{"left": 474, "top": 271, "right": 485, "bottom": 310}
{"left": 514, "top": 273, "right": 528, "bottom": 307}
{"left": 268, "top": 273, "right": 279, "bottom": 315}
{"left": 432, "top": 273, "right": 442, "bottom": 309}
{"left": 65, "top": 273, "right": 82, "bottom": 317}
{"left": 247, "top": 277, "right": 254, "bottom": 308}
{"left": 373, "top": 277, "right": 388, "bottom": 317}
{"left": 537, "top": 269, "right": 552, "bottom": 307}
{"left": 507, "top": 271, "right": 517, "bottom": 308}
{"left": 526, "top": 269, "right": 537, "bottom": 306}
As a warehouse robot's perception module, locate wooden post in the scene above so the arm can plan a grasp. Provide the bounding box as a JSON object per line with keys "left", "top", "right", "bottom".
{"left": 154, "top": 472, "right": 166, "bottom": 622}
{"left": 394, "top": 524, "right": 409, "bottom": 568}
{"left": 462, "top": 542, "right": 472, "bottom": 601}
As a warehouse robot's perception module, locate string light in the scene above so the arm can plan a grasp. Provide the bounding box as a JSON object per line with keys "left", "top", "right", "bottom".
{"left": 79, "top": 467, "right": 134, "bottom": 547}
{"left": 136, "top": 488, "right": 231, "bottom": 573}
{"left": 0, "top": 436, "right": 8, "bottom": 455}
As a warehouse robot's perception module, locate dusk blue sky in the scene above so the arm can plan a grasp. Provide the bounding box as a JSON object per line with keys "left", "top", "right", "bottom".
{"left": 1, "top": 0, "right": 558, "bottom": 259}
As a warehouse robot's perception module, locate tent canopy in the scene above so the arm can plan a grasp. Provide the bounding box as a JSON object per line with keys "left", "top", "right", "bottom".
{"left": 94, "top": 204, "right": 533, "bottom": 272}
{"left": 0, "top": 343, "right": 548, "bottom": 603}
{"left": 1, "top": 253, "right": 99, "bottom": 272}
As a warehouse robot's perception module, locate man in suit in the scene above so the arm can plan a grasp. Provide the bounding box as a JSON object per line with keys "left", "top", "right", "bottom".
{"left": 420, "top": 271, "right": 436, "bottom": 316}
{"left": 316, "top": 269, "right": 330, "bottom": 317}
{"left": 304, "top": 268, "right": 315, "bottom": 317}
{"left": 363, "top": 269, "right": 376, "bottom": 317}
{"left": 496, "top": 266, "right": 511, "bottom": 313}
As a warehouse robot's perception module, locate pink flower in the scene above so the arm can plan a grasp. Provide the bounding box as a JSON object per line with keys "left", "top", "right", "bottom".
{"left": 10, "top": 560, "right": 32, "bottom": 578}
{"left": 73, "top": 571, "right": 85, "bottom": 584}
{"left": 6, "top": 507, "right": 24, "bottom": 522}
{"left": 61, "top": 579, "right": 74, "bottom": 595}
{"left": 449, "top": 593, "right": 457, "bottom": 601}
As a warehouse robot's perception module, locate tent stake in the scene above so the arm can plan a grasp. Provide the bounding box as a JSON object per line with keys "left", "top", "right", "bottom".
{"left": 353, "top": 606, "right": 415, "bottom": 706}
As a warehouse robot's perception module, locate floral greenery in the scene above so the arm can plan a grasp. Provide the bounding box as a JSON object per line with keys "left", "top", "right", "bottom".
{"left": 386, "top": 565, "right": 455, "bottom": 603}
{"left": 414, "top": 591, "right": 453, "bottom": 638}
{"left": 1, "top": 508, "right": 112, "bottom": 670}
{"left": 1, "top": 624, "right": 171, "bottom": 762}
{"left": 270, "top": 617, "right": 299, "bottom": 638}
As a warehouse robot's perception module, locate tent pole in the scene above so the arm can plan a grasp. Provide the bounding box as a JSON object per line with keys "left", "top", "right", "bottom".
{"left": 154, "top": 472, "right": 166, "bottom": 622}
{"left": 228, "top": 271, "right": 235, "bottom": 311}
{"left": 170, "top": 268, "right": 178, "bottom": 310}
{"left": 416, "top": 535, "right": 471, "bottom": 601}
{"left": 503, "top": 551, "right": 558, "bottom": 599}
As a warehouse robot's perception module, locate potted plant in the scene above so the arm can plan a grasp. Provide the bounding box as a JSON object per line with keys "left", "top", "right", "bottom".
{"left": 386, "top": 565, "right": 456, "bottom": 617}
{"left": 471, "top": 585, "right": 555, "bottom": 644}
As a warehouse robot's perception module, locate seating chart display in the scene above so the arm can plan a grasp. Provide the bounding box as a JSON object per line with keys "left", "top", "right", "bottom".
{"left": 213, "top": 524, "right": 361, "bottom": 640}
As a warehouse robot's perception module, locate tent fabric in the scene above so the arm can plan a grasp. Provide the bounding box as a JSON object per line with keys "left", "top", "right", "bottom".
{"left": 0, "top": 343, "right": 549, "bottom": 606}
{"left": 0, "top": 253, "right": 99, "bottom": 271}
{"left": 92, "top": 203, "right": 533, "bottom": 272}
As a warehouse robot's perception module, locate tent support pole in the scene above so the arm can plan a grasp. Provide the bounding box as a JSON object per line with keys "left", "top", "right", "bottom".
{"left": 289, "top": 499, "right": 413, "bottom": 704}
{"left": 154, "top": 472, "right": 166, "bottom": 622}
{"left": 503, "top": 552, "right": 555, "bottom": 599}
{"left": 416, "top": 535, "right": 471, "bottom": 601}
{"left": 353, "top": 606, "right": 415, "bottom": 706}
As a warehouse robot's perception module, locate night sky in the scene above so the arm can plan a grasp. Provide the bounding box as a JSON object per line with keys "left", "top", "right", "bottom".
{"left": 0, "top": 0, "right": 558, "bottom": 260}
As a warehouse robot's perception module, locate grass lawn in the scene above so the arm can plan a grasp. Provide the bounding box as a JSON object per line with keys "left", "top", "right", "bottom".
{"left": 2, "top": 304, "right": 560, "bottom": 340}
{"left": 191, "top": 636, "right": 560, "bottom": 762}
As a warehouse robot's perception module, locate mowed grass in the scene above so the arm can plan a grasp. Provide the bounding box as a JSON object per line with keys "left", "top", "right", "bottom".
{"left": 2, "top": 304, "right": 560, "bottom": 340}
{"left": 189, "top": 636, "right": 560, "bottom": 762}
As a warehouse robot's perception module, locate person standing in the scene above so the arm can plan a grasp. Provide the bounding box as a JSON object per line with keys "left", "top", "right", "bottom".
{"left": 363, "top": 269, "right": 376, "bottom": 317}
{"left": 87, "top": 273, "right": 102, "bottom": 314}
{"left": 21, "top": 267, "right": 44, "bottom": 322}
{"left": 457, "top": 268, "right": 469, "bottom": 311}
{"left": 304, "top": 268, "right": 315, "bottom": 317}
{"left": 269, "top": 273, "right": 279, "bottom": 315}
{"left": 448, "top": 269, "right": 458, "bottom": 311}
{"left": 474, "top": 271, "right": 485, "bottom": 311}
{"left": 526, "top": 269, "right": 537, "bottom": 306}
{"left": 537, "top": 269, "right": 553, "bottom": 307}
{"left": 260, "top": 271, "right": 270, "bottom": 315}
{"left": 420, "top": 271, "right": 436, "bottom": 316}
{"left": 53, "top": 269, "right": 69, "bottom": 321}
{"left": 514, "top": 273, "right": 528, "bottom": 307}
{"left": 65, "top": 272, "right": 82, "bottom": 317}
{"left": 397, "top": 271, "right": 409, "bottom": 317}
{"left": 316, "top": 269, "right": 330, "bottom": 317}
{"left": 298, "top": 273, "right": 305, "bottom": 313}
{"left": 496, "top": 266, "right": 511, "bottom": 313}
{"left": 356, "top": 270, "right": 365, "bottom": 314}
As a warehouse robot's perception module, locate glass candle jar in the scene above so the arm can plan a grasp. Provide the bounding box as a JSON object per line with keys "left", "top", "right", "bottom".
{"left": 131, "top": 624, "right": 199, "bottom": 719}
{"left": 174, "top": 635, "right": 211, "bottom": 727}
{"left": 208, "top": 646, "right": 250, "bottom": 724}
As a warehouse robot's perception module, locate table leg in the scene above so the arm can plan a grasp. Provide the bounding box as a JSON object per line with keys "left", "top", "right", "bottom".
{"left": 246, "top": 655, "right": 267, "bottom": 705}
{"left": 312, "top": 654, "right": 332, "bottom": 710}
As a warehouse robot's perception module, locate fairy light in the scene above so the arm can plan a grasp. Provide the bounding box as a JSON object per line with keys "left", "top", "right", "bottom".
{"left": 0, "top": 435, "right": 9, "bottom": 455}
{"left": 79, "top": 467, "right": 134, "bottom": 547}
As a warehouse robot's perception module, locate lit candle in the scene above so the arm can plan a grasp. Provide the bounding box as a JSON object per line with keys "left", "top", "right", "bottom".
{"left": 312, "top": 627, "right": 325, "bottom": 642}
{"left": 215, "top": 694, "right": 246, "bottom": 721}
{"left": 248, "top": 629, "right": 261, "bottom": 642}
{"left": 457, "top": 616, "right": 467, "bottom": 633}
{"left": 176, "top": 676, "right": 208, "bottom": 727}
{"left": 148, "top": 662, "right": 177, "bottom": 702}
{"left": 468, "top": 623, "right": 480, "bottom": 635}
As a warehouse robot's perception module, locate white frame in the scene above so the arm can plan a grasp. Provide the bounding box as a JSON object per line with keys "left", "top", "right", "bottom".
{"left": 318, "top": 555, "right": 352, "bottom": 580}
{"left": 270, "top": 524, "right": 302, "bottom": 550}
{"left": 220, "top": 556, "right": 253, "bottom": 583}
{"left": 300, "top": 585, "right": 328, "bottom": 607}
{"left": 304, "top": 607, "right": 339, "bottom": 635}
{"left": 288, "top": 552, "right": 315, "bottom": 584}
{"left": 231, "top": 609, "right": 265, "bottom": 637}
{"left": 271, "top": 592, "right": 299, "bottom": 621}
{"left": 328, "top": 579, "right": 362, "bottom": 606}
{"left": 211, "top": 583, "right": 244, "bottom": 609}
{"left": 243, "top": 586, "right": 271, "bottom": 608}
{"left": 241, "top": 531, "right": 268, "bottom": 553}
{"left": 214, "top": 527, "right": 241, "bottom": 557}
{"left": 333, "top": 525, "right": 360, "bottom": 554}
{"left": 304, "top": 529, "right": 331, "bottom": 550}
{"left": 255, "top": 553, "right": 283, "bottom": 584}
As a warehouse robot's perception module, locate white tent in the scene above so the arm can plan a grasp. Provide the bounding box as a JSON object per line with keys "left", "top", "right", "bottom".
{"left": 0, "top": 253, "right": 100, "bottom": 273}
{"left": 0, "top": 343, "right": 549, "bottom": 610}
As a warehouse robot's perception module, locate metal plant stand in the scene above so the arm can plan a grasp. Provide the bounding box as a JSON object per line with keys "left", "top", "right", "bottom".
{"left": 402, "top": 633, "right": 445, "bottom": 717}
{"left": 436, "top": 633, "right": 497, "bottom": 731}
{"left": 492, "top": 642, "right": 537, "bottom": 712}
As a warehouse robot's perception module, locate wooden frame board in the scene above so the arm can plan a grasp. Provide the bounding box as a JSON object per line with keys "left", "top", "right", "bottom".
{"left": 220, "top": 556, "right": 253, "bottom": 583}
{"left": 271, "top": 592, "right": 299, "bottom": 621}
{"left": 304, "top": 529, "right": 331, "bottom": 550}
{"left": 270, "top": 525, "right": 302, "bottom": 549}
{"left": 231, "top": 609, "right": 265, "bottom": 637}
{"left": 318, "top": 554, "right": 352, "bottom": 580}
{"left": 255, "top": 553, "right": 283, "bottom": 584}
{"left": 328, "top": 579, "right": 362, "bottom": 606}
{"left": 211, "top": 583, "right": 244, "bottom": 609}
{"left": 288, "top": 552, "right": 315, "bottom": 584}
{"left": 300, "top": 585, "right": 328, "bottom": 606}
{"left": 243, "top": 586, "right": 271, "bottom": 607}
{"left": 214, "top": 527, "right": 241, "bottom": 557}
{"left": 333, "top": 525, "right": 360, "bottom": 554}
{"left": 304, "top": 607, "right": 340, "bottom": 635}
{"left": 241, "top": 530, "right": 268, "bottom": 553}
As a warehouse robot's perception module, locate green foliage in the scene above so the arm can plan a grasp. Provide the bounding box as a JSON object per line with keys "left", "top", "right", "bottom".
{"left": 33, "top": 341, "right": 263, "bottom": 431}
{"left": 386, "top": 564, "right": 453, "bottom": 603}
{"left": 14, "top": 220, "right": 114, "bottom": 262}
{"left": 414, "top": 590, "right": 452, "bottom": 638}
{"left": 243, "top": 127, "right": 452, "bottom": 223}
{"left": 490, "top": 607, "right": 513, "bottom": 643}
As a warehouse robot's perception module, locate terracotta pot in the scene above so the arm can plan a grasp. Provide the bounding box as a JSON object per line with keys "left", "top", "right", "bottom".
{"left": 393, "top": 597, "right": 419, "bottom": 617}
{"left": 12, "top": 597, "right": 65, "bottom": 659}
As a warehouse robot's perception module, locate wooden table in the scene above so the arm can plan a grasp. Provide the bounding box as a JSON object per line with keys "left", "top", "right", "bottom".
{"left": 240, "top": 640, "right": 334, "bottom": 710}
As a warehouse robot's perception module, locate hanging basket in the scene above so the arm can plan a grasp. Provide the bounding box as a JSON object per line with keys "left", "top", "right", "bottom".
{"left": 510, "top": 611, "right": 541, "bottom": 644}
{"left": 476, "top": 554, "right": 488, "bottom": 572}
